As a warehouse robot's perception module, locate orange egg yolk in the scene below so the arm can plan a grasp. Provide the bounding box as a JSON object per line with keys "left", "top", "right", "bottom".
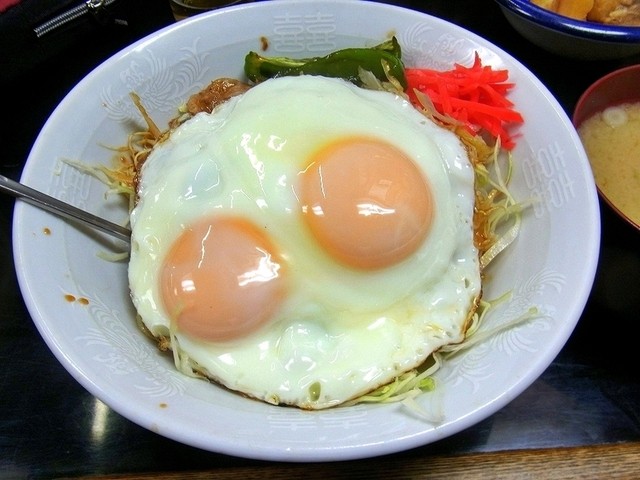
{"left": 299, "top": 136, "right": 434, "bottom": 270}
{"left": 160, "top": 216, "right": 286, "bottom": 342}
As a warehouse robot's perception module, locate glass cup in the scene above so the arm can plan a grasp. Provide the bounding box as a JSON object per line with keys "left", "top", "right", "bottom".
{"left": 170, "top": 0, "right": 254, "bottom": 20}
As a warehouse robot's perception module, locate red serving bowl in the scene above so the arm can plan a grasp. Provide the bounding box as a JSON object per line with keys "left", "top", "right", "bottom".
{"left": 573, "top": 64, "right": 640, "bottom": 230}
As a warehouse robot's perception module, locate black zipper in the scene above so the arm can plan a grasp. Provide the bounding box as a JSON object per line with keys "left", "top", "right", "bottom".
{"left": 34, "top": 0, "right": 119, "bottom": 38}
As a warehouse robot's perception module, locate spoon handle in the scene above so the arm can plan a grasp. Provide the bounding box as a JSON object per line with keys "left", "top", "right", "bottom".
{"left": 0, "top": 174, "right": 131, "bottom": 243}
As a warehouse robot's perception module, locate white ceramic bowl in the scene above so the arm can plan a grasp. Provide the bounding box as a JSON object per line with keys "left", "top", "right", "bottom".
{"left": 12, "top": 0, "right": 600, "bottom": 462}
{"left": 495, "top": 0, "right": 640, "bottom": 60}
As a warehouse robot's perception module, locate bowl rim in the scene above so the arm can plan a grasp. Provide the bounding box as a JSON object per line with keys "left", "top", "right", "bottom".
{"left": 573, "top": 63, "right": 640, "bottom": 127}
{"left": 494, "top": 0, "right": 640, "bottom": 43}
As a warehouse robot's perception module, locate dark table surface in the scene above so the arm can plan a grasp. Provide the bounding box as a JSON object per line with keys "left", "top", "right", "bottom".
{"left": 2, "top": 1, "right": 640, "bottom": 479}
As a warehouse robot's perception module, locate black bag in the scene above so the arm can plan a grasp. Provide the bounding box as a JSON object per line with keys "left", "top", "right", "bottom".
{"left": 0, "top": 0, "right": 176, "bottom": 84}
{"left": 0, "top": 0, "right": 176, "bottom": 175}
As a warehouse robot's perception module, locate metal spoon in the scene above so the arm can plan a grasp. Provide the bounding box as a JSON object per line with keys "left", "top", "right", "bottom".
{"left": 0, "top": 174, "right": 131, "bottom": 243}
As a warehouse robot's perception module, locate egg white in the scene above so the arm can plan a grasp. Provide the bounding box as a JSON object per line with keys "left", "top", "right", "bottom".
{"left": 128, "top": 75, "right": 480, "bottom": 409}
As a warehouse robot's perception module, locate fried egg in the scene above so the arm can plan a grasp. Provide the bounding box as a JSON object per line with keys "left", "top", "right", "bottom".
{"left": 128, "top": 75, "right": 481, "bottom": 409}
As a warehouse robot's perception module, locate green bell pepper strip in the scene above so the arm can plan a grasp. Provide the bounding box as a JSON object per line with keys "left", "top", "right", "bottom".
{"left": 243, "top": 37, "right": 407, "bottom": 90}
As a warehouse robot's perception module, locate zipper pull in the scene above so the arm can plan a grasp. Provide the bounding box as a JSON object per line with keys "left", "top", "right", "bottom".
{"left": 34, "top": 0, "right": 119, "bottom": 38}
